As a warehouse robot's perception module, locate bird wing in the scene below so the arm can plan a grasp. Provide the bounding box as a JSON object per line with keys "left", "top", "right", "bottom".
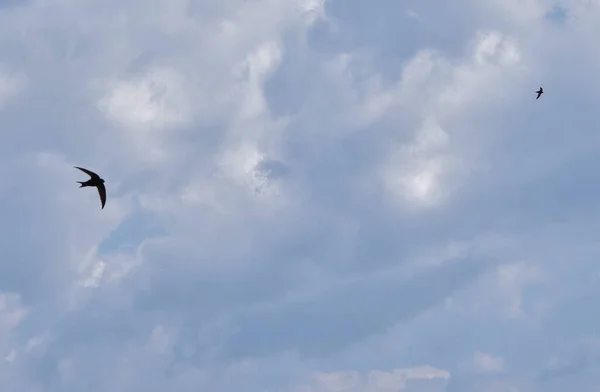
{"left": 74, "top": 166, "right": 100, "bottom": 179}
{"left": 96, "top": 183, "right": 106, "bottom": 209}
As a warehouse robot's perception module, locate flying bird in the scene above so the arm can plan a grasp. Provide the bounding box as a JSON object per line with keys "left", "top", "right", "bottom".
{"left": 74, "top": 166, "right": 106, "bottom": 209}
{"left": 535, "top": 87, "right": 543, "bottom": 99}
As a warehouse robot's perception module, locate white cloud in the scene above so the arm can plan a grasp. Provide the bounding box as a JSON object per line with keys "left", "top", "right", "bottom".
{"left": 0, "top": 294, "right": 26, "bottom": 333}
{"left": 77, "top": 260, "right": 106, "bottom": 289}
{"left": 495, "top": 261, "right": 545, "bottom": 318}
{"left": 381, "top": 118, "right": 453, "bottom": 207}
{"left": 297, "top": 366, "right": 450, "bottom": 391}
{"left": 99, "top": 66, "right": 190, "bottom": 130}
{"left": 473, "top": 351, "right": 506, "bottom": 374}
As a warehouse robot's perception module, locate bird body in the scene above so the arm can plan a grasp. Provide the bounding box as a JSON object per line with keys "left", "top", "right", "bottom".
{"left": 535, "top": 87, "right": 543, "bottom": 99}
{"left": 74, "top": 166, "right": 106, "bottom": 209}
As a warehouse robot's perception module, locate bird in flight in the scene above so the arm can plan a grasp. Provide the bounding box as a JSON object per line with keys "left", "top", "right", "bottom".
{"left": 74, "top": 166, "right": 106, "bottom": 209}
{"left": 535, "top": 87, "right": 543, "bottom": 99}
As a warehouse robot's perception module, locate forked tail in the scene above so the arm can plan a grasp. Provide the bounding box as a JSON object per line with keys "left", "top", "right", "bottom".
{"left": 77, "top": 181, "right": 86, "bottom": 188}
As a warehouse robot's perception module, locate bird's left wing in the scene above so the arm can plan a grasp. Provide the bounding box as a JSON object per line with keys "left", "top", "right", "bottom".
{"left": 96, "top": 183, "right": 106, "bottom": 209}
{"left": 74, "top": 166, "right": 100, "bottom": 179}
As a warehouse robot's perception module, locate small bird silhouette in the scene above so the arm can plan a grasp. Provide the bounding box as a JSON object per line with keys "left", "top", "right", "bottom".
{"left": 74, "top": 166, "right": 106, "bottom": 209}
{"left": 535, "top": 87, "right": 543, "bottom": 99}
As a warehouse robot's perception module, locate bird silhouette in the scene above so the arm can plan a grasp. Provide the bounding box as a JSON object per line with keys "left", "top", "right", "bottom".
{"left": 535, "top": 87, "right": 543, "bottom": 99}
{"left": 74, "top": 166, "right": 106, "bottom": 209}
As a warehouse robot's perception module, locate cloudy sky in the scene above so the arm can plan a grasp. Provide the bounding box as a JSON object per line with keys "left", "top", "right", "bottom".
{"left": 0, "top": 0, "right": 600, "bottom": 391}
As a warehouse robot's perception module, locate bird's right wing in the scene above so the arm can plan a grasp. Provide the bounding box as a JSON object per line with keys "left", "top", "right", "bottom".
{"left": 96, "top": 183, "right": 106, "bottom": 209}
{"left": 74, "top": 166, "right": 100, "bottom": 179}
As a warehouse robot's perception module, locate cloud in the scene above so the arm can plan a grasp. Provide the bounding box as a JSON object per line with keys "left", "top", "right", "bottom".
{"left": 472, "top": 351, "right": 505, "bottom": 374}
{"left": 2, "top": 0, "right": 600, "bottom": 391}
{"left": 295, "top": 365, "right": 450, "bottom": 391}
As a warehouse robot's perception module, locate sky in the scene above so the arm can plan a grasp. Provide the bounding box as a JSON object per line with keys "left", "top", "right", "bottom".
{"left": 1, "top": 0, "right": 600, "bottom": 390}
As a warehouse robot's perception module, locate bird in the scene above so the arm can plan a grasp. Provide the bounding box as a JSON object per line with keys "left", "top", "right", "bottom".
{"left": 74, "top": 166, "right": 106, "bottom": 209}
{"left": 535, "top": 87, "right": 543, "bottom": 99}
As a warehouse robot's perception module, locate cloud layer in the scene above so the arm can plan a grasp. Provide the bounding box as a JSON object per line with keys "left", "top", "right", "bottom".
{"left": 0, "top": 0, "right": 599, "bottom": 391}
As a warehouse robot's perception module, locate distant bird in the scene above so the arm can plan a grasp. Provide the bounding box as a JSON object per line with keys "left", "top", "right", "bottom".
{"left": 535, "top": 87, "right": 543, "bottom": 99}
{"left": 74, "top": 166, "right": 106, "bottom": 209}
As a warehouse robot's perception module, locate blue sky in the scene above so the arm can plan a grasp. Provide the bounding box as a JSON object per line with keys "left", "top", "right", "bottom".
{"left": 0, "top": 0, "right": 599, "bottom": 391}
